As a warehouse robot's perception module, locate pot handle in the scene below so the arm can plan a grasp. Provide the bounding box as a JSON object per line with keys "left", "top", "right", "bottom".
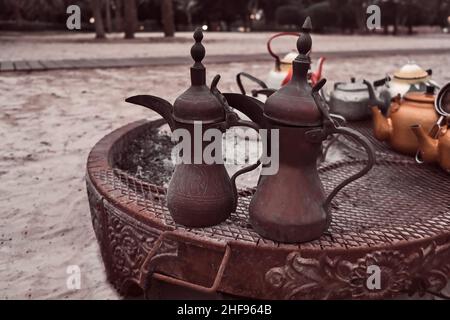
{"left": 227, "top": 117, "right": 262, "bottom": 205}
{"left": 323, "top": 126, "right": 375, "bottom": 211}
{"left": 211, "top": 116, "right": 262, "bottom": 207}
{"left": 267, "top": 32, "right": 300, "bottom": 71}
{"left": 251, "top": 88, "right": 276, "bottom": 98}
{"left": 236, "top": 72, "right": 268, "bottom": 95}
{"left": 210, "top": 75, "right": 262, "bottom": 206}
{"left": 333, "top": 82, "right": 344, "bottom": 90}
{"left": 139, "top": 231, "right": 231, "bottom": 297}
{"left": 311, "top": 79, "right": 375, "bottom": 212}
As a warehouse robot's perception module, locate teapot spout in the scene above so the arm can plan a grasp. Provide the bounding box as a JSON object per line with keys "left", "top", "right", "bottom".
{"left": 125, "top": 95, "right": 175, "bottom": 131}
{"left": 364, "top": 79, "right": 387, "bottom": 112}
{"left": 411, "top": 124, "right": 439, "bottom": 163}
{"left": 371, "top": 106, "right": 392, "bottom": 142}
{"left": 222, "top": 93, "right": 266, "bottom": 127}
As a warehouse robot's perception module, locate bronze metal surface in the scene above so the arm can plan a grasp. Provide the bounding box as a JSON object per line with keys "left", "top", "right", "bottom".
{"left": 230, "top": 18, "right": 375, "bottom": 243}
{"left": 371, "top": 88, "right": 439, "bottom": 156}
{"left": 87, "top": 119, "right": 450, "bottom": 299}
{"left": 124, "top": 29, "right": 260, "bottom": 228}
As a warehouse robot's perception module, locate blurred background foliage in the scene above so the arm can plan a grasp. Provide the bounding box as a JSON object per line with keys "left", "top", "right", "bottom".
{"left": 0, "top": 0, "right": 449, "bottom": 38}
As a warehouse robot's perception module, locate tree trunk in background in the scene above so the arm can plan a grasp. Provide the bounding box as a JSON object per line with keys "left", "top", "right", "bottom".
{"left": 114, "top": 0, "right": 123, "bottom": 32}
{"left": 123, "top": 0, "right": 137, "bottom": 39}
{"left": 186, "top": 11, "right": 193, "bottom": 29}
{"left": 105, "top": 0, "right": 113, "bottom": 33}
{"left": 432, "top": 0, "right": 443, "bottom": 25}
{"left": 92, "top": 0, "right": 106, "bottom": 39}
{"left": 161, "top": 0, "right": 175, "bottom": 37}
{"left": 12, "top": 0, "right": 23, "bottom": 24}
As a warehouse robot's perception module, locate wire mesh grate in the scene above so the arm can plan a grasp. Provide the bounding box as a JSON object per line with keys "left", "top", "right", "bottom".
{"left": 92, "top": 159, "right": 450, "bottom": 248}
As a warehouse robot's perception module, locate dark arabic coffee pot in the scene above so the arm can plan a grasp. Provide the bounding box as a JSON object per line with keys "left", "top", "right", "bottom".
{"left": 224, "top": 17, "right": 376, "bottom": 243}
{"left": 125, "top": 29, "right": 260, "bottom": 228}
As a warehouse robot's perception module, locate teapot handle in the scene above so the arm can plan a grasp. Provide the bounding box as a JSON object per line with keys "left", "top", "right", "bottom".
{"left": 210, "top": 75, "right": 262, "bottom": 209}
{"left": 236, "top": 72, "right": 268, "bottom": 95}
{"left": 209, "top": 115, "right": 262, "bottom": 209}
{"left": 311, "top": 79, "right": 375, "bottom": 214}
{"left": 323, "top": 126, "right": 375, "bottom": 211}
{"left": 227, "top": 118, "right": 262, "bottom": 208}
{"left": 267, "top": 32, "right": 300, "bottom": 71}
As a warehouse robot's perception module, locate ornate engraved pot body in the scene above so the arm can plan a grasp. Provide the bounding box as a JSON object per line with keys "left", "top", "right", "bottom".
{"left": 249, "top": 125, "right": 328, "bottom": 242}
{"left": 226, "top": 18, "right": 375, "bottom": 243}
{"left": 125, "top": 29, "right": 259, "bottom": 227}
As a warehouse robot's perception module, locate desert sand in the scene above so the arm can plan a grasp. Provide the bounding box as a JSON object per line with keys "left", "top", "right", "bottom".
{"left": 1, "top": 51, "right": 449, "bottom": 299}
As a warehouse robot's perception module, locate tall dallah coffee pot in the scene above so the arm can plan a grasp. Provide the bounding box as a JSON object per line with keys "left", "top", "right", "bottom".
{"left": 224, "top": 18, "right": 375, "bottom": 243}
{"left": 125, "top": 29, "right": 260, "bottom": 227}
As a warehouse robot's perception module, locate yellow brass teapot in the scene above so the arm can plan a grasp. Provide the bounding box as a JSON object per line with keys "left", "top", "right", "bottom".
{"left": 370, "top": 83, "right": 439, "bottom": 156}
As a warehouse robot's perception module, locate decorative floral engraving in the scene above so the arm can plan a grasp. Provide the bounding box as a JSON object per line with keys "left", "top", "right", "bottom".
{"left": 86, "top": 181, "right": 104, "bottom": 242}
{"left": 106, "top": 212, "right": 171, "bottom": 287}
{"left": 407, "top": 241, "right": 450, "bottom": 297}
{"left": 90, "top": 197, "right": 177, "bottom": 293}
{"left": 266, "top": 241, "right": 450, "bottom": 299}
{"left": 349, "top": 251, "right": 410, "bottom": 299}
{"left": 88, "top": 171, "right": 449, "bottom": 299}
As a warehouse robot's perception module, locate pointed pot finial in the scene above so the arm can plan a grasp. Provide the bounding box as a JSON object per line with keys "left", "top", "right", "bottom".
{"left": 296, "top": 16, "right": 312, "bottom": 57}
{"left": 302, "top": 16, "right": 312, "bottom": 32}
{"left": 189, "top": 28, "right": 206, "bottom": 85}
{"left": 191, "top": 27, "right": 205, "bottom": 68}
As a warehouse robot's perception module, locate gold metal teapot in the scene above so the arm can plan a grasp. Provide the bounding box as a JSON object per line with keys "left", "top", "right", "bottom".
{"left": 370, "top": 83, "right": 439, "bottom": 156}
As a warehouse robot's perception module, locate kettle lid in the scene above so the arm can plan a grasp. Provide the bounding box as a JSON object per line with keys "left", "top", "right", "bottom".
{"left": 173, "top": 28, "right": 224, "bottom": 124}
{"left": 263, "top": 17, "right": 323, "bottom": 127}
{"left": 335, "top": 77, "right": 368, "bottom": 92}
{"left": 404, "top": 85, "right": 436, "bottom": 104}
{"left": 280, "top": 51, "right": 297, "bottom": 64}
{"left": 393, "top": 62, "right": 429, "bottom": 81}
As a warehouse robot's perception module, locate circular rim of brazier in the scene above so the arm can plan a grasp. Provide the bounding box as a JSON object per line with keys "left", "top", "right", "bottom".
{"left": 86, "top": 119, "right": 450, "bottom": 300}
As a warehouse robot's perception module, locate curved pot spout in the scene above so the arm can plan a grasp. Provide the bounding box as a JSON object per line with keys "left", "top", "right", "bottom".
{"left": 371, "top": 106, "right": 392, "bottom": 142}
{"left": 125, "top": 95, "right": 175, "bottom": 131}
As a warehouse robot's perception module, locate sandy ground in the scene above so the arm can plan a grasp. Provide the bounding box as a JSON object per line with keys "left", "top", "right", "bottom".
{"left": 0, "top": 52, "right": 449, "bottom": 299}
{"left": 1, "top": 31, "right": 450, "bottom": 61}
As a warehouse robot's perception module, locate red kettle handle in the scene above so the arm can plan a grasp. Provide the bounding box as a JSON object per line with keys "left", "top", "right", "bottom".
{"left": 267, "top": 32, "right": 300, "bottom": 71}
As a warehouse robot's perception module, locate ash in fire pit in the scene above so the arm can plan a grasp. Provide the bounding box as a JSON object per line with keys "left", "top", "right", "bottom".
{"left": 113, "top": 121, "right": 349, "bottom": 188}
{"left": 114, "top": 125, "right": 174, "bottom": 185}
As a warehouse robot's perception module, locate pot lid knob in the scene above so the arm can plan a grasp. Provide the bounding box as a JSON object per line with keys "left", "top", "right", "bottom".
{"left": 172, "top": 28, "right": 225, "bottom": 124}
{"left": 191, "top": 28, "right": 205, "bottom": 65}
{"left": 190, "top": 28, "right": 206, "bottom": 85}
{"left": 295, "top": 17, "right": 312, "bottom": 62}
{"left": 263, "top": 17, "right": 323, "bottom": 127}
